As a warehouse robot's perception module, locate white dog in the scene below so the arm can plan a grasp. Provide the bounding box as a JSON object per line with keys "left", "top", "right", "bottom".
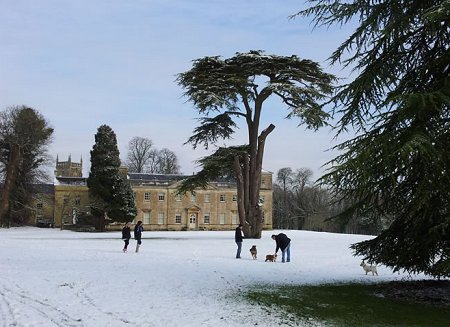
{"left": 360, "top": 260, "right": 378, "bottom": 276}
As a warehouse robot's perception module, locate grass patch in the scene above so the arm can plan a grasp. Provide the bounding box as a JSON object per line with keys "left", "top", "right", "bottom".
{"left": 244, "top": 283, "right": 450, "bottom": 327}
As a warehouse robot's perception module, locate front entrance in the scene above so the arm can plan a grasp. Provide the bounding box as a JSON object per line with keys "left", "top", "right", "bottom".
{"left": 189, "top": 213, "right": 197, "bottom": 230}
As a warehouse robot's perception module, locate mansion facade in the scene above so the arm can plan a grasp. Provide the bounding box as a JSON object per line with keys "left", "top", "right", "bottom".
{"left": 33, "top": 156, "right": 273, "bottom": 231}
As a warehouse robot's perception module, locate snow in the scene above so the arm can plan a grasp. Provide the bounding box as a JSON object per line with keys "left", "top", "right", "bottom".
{"left": 0, "top": 228, "right": 425, "bottom": 327}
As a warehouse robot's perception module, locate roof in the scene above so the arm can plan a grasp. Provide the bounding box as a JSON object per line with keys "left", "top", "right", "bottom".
{"left": 0, "top": 183, "right": 54, "bottom": 195}
{"left": 30, "top": 184, "right": 55, "bottom": 194}
{"left": 54, "top": 176, "right": 87, "bottom": 186}
{"left": 128, "top": 173, "right": 186, "bottom": 183}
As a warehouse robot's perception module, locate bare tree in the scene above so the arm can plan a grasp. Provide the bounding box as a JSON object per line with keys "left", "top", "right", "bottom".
{"left": 292, "top": 168, "right": 313, "bottom": 193}
{"left": 275, "top": 167, "right": 294, "bottom": 228}
{"left": 146, "top": 149, "right": 160, "bottom": 173}
{"left": 157, "top": 148, "right": 180, "bottom": 174}
{"left": 276, "top": 167, "right": 293, "bottom": 191}
{"left": 126, "top": 137, "right": 154, "bottom": 173}
{"left": 125, "top": 137, "right": 181, "bottom": 175}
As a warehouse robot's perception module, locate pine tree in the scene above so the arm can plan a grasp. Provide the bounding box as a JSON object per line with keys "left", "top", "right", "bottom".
{"left": 108, "top": 176, "right": 137, "bottom": 223}
{"left": 87, "top": 125, "right": 136, "bottom": 231}
{"left": 298, "top": 0, "right": 450, "bottom": 277}
{"left": 177, "top": 50, "right": 335, "bottom": 238}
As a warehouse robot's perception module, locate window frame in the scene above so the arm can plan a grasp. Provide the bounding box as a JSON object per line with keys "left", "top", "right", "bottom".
{"left": 175, "top": 213, "right": 182, "bottom": 224}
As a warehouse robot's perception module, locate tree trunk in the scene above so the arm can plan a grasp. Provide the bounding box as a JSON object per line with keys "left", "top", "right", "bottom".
{"left": 234, "top": 156, "right": 246, "bottom": 227}
{"left": 243, "top": 123, "right": 275, "bottom": 238}
{"left": 0, "top": 146, "right": 21, "bottom": 227}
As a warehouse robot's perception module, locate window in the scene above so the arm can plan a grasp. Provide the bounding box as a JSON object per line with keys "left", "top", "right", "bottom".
{"left": 143, "top": 212, "right": 150, "bottom": 224}
{"left": 261, "top": 179, "right": 266, "bottom": 187}
{"left": 219, "top": 213, "right": 226, "bottom": 225}
{"left": 175, "top": 213, "right": 181, "bottom": 224}
{"left": 144, "top": 192, "right": 151, "bottom": 201}
{"left": 231, "top": 212, "right": 238, "bottom": 225}
{"left": 190, "top": 194, "right": 196, "bottom": 203}
{"left": 203, "top": 214, "right": 210, "bottom": 224}
{"left": 158, "top": 193, "right": 165, "bottom": 201}
{"left": 189, "top": 214, "right": 196, "bottom": 224}
{"left": 75, "top": 196, "right": 81, "bottom": 206}
{"left": 204, "top": 194, "right": 210, "bottom": 203}
{"left": 158, "top": 212, "right": 164, "bottom": 225}
{"left": 36, "top": 202, "right": 43, "bottom": 209}
{"left": 232, "top": 194, "right": 237, "bottom": 202}
{"left": 219, "top": 194, "right": 226, "bottom": 202}
{"left": 175, "top": 194, "right": 182, "bottom": 202}
{"left": 63, "top": 195, "right": 69, "bottom": 205}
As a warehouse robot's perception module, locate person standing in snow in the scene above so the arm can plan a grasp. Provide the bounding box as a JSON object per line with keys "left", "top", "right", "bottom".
{"left": 272, "top": 233, "right": 291, "bottom": 263}
{"left": 122, "top": 222, "right": 131, "bottom": 252}
{"left": 235, "top": 224, "right": 243, "bottom": 259}
{"left": 134, "top": 220, "right": 144, "bottom": 253}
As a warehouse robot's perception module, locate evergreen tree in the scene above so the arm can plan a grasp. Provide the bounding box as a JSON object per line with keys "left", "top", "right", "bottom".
{"left": 87, "top": 125, "right": 136, "bottom": 231}
{"left": 177, "top": 50, "right": 335, "bottom": 238}
{"left": 298, "top": 0, "right": 450, "bottom": 277}
{"left": 0, "top": 106, "right": 53, "bottom": 227}
{"left": 108, "top": 176, "right": 137, "bottom": 223}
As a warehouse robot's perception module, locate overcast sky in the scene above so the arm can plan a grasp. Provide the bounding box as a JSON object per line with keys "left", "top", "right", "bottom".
{"left": 0, "top": 0, "right": 354, "bottom": 180}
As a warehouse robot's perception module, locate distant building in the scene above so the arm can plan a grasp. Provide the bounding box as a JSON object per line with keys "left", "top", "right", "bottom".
{"left": 43, "top": 156, "right": 273, "bottom": 231}
{"left": 54, "top": 155, "right": 83, "bottom": 178}
{"left": 30, "top": 184, "right": 55, "bottom": 227}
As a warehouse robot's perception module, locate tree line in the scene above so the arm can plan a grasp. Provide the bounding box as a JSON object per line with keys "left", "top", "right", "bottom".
{"left": 125, "top": 136, "right": 180, "bottom": 174}
{"left": 272, "top": 167, "right": 391, "bottom": 235}
{"left": 0, "top": 107, "right": 180, "bottom": 228}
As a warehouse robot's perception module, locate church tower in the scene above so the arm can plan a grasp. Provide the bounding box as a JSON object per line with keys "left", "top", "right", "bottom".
{"left": 54, "top": 155, "right": 83, "bottom": 177}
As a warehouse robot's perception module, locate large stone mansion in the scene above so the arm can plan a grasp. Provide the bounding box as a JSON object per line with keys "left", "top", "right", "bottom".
{"left": 33, "top": 156, "right": 273, "bottom": 231}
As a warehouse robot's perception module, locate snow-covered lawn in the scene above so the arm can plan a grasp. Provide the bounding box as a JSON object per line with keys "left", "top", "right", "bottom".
{"left": 0, "top": 227, "right": 424, "bottom": 326}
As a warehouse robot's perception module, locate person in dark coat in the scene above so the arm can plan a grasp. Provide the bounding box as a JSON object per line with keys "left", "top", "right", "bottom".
{"left": 122, "top": 222, "right": 131, "bottom": 252}
{"left": 272, "top": 233, "right": 291, "bottom": 263}
{"left": 134, "top": 220, "right": 144, "bottom": 253}
{"left": 235, "top": 224, "right": 244, "bottom": 259}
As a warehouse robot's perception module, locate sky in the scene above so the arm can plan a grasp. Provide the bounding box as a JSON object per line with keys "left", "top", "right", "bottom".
{"left": 0, "top": 227, "right": 426, "bottom": 326}
{"left": 0, "top": 0, "right": 355, "bottom": 180}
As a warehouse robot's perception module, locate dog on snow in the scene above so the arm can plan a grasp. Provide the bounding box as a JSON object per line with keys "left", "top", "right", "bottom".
{"left": 265, "top": 254, "right": 277, "bottom": 262}
{"left": 360, "top": 260, "right": 378, "bottom": 276}
{"left": 249, "top": 245, "right": 257, "bottom": 259}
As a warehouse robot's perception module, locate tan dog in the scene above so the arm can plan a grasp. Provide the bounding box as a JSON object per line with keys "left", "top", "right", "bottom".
{"left": 249, "top": 245, "right": 257, "bottom": 259}
{"left": 360, "top": 260, "right": 378, "bottom": 276}
{"left": 265, "top": 254, "right": 277, "bottom": 262}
